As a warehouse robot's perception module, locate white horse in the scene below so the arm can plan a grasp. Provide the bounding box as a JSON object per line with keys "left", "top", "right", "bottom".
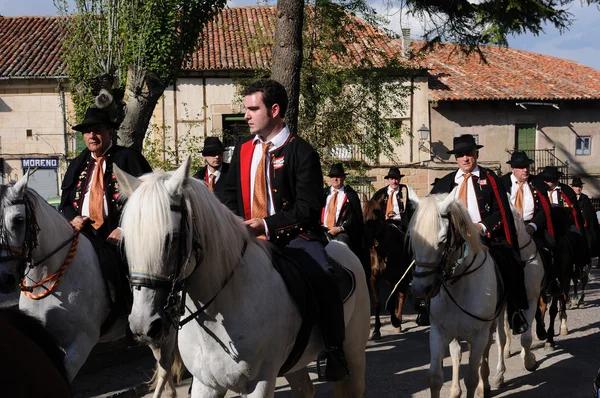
{"left": 409, "top": 190, "right": 500, "bottom": 398}
{"left": 492, "top": 203, "right": 544, "bottom": 388}
{"left": 0, "top": 176, "right": 180, "bottom": 397}
{"left": 116, "top": 158, "right": 370, "bottom": 398}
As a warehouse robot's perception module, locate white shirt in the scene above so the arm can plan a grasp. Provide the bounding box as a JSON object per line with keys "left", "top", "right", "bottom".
{"left": 250, "top": 126, "right": 291, "bottom": 237}
{"left": 206, "top": 167, "right": 222, "bottom": 184}
{"left": 510, "top": 174, "right": 536, "bottom": 227}
{"left": 387, "top": 186, "right": 402, "bottom": 221}
{"left": 454, "top": 166, "right": 482, "bottom": 223}
{"left": 548, "top": 187, "right": 560, "bottom": 204}
{"left": 324, "top": 186, "right": 346, "bottom": 226}
{"left": 81, "top": 143, "right": 112, "bottom": 219}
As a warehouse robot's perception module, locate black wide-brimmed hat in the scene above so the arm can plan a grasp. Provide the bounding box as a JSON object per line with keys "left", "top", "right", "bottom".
{"left": 328, "top": 163, "right": 347, "bottom": 177}
{"left": 506, "top": 151, "right": 534, "bottom": 168}
{"left": 385, "top": 167, "right": 405, "bottom": 179}
{"left": 430, "top": 177, "right": 440, "bottom": 187}
{"left": 73, "top": 107, "right": 120, "bottom": 132}
{"left": 571, "top": 176, "right": 584, "bottom": 187}
{"left": 201, "top": 137, "right": 226, "bottom": 155}
{"left": 447, "top": 134, "right": 484, "bottom": 155}
{"left": 538, "top": 166, "right": 563, "bottom": 181}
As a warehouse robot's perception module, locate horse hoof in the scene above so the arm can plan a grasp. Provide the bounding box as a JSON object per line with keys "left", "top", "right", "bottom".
{"left": 491, "top": 376, "right": 504, "bottom": 389}
{"left": 536, "top": 330, "right": 548, "bottom": 341}
{"left": 560, "top": 328, "right": 568, "bottom": 336}
{"left": 578, "top": 302, "right": 585, "bottom": 309}
{"left": 503, "top": 350, "right": 511, "bottom": 359}
{"left": 544, "top": 342, "right": 555, "bottom": 351}
{"left": 390, "top": 317, "right": 402, "bottom": 328}
{"left": 524, "top": 355, "right": 538, "bottom": 372}
{"left": 371, "top": 331, "right": 382, "bottom": 340}
{"left": 477, "top": 386, "right": 491, "bottom": 397}
{"left": 395, "top": 326, "right": 403, "bottom": 334}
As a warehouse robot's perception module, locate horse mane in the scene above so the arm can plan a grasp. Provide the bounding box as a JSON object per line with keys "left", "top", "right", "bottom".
{"left": 121, "top": 170, "right": 251, "bottom": 286}
{"left": 409, "top": 194, "right": 485, "bottom": 254}
{"left": 0, "top": 185, "right": 42, "bottom": 256}
{"left": 363, "top": 198, "right": 382, "bottom": 222}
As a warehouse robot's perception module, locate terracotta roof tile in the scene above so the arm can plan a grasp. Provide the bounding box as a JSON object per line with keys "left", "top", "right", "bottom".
{"left": 0, "top": 16, "right": 66, "bottom": 78}
{"left": 416, "top": 41, "right": 600, "bottom": 101}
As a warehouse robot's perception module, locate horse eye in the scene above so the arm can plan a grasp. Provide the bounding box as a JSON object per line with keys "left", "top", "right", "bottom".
{"left": 13, "top": 216, "right": 24, "bottom": 225}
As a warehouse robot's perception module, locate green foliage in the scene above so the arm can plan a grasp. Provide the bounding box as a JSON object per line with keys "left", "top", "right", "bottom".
{"left": 143, "top": 122, "right": 204, "bottom": 171}
{"left": 300, "top": 1, "right": 414, "bottom": 165}
{"left": 55, "top": 0, "right": 227, "bottom": 122}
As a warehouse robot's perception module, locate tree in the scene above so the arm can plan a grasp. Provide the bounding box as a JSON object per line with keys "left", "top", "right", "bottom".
{"left": 55, "top": 0, "right": 227, "bottom": 151}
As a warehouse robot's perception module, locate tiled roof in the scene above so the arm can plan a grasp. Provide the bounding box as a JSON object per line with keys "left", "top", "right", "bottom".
{"left": 417, "top": 41, "right": 600, "bottom": 101}
{"left": 186, "top": 6, "right": 412, "bottom": 71}
{"left": 0, "top": 16, "right": 66, "bottom": 78}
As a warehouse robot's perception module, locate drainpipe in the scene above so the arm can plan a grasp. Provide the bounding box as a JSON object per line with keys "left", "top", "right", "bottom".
{"left": 60, "top": 84, "right": 68, "bottom": 191}
{"left": 409, "top": 76, "right": 414, "bottom": 163}
{"left": 203, "top": 76, "right": 207, "bottom": 138}
{"left": 162, "top": 94, "right": 166, "bottom": 163}
{"left": 173, "top": 81, "right": 179, "bottom": 162}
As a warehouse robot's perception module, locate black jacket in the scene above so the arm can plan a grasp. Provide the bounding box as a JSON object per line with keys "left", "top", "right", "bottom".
{"left": 192, "top": 163, "right": 230, "bottom": 203}
{"left": 371, "top": 184, "right": 416, "bottom": 229}
{"left": 431, "top": 167, "right": 519, "bottom": 251}
{"left": 501, "top": 173, "right": 553, "bottom": 239}
{"left": 549, "top": 183, "right": 587, "bottom": 236}
{"left": 59, "top": 145, "right": 152, "bottom": 239}
{"left": 322, "top": 185, "right": 364, "bottom": 253}
{"left": 223, "top": 134, "right": 323, "bottom": 244}
{"left": 576, "top": 192, "right": 600, "bottom": 255}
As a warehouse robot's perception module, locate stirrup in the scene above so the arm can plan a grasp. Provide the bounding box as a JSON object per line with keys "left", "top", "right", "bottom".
{"left": 316, "top": 348, "right": 349, "bottom": 382}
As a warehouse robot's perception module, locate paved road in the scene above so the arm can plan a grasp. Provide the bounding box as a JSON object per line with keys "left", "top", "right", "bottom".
{"left": 72, "top": 268, "right": 600, "bottom": 397}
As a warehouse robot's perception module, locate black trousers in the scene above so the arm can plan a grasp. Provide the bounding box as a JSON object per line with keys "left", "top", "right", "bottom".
{"left": 288, "top": 237, "right": 345, "bottom": 349}
{"left": 487, "top": 241, "right": 528, "bottom": 314}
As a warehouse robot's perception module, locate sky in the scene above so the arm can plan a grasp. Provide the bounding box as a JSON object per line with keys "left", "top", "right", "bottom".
{"left": 1, "top": 0, "right": 599, "bottom": 70}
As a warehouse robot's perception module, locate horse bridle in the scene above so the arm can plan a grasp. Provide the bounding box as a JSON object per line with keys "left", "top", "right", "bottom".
{"left": 0, "top": 194, "right": 80, "bottom": 294}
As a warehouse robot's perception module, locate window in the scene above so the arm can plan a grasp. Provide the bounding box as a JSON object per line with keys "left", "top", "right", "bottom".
{"left": 221, "top": 114, "right": 250, "bottom": 148}
{"left": 576, "top": 136, "right": 591, "bottom": 155}
{"left": 26, "top": 129, "right": 32, "bottom": 139}
{"left": 515, "top": 125, "right": 536, "bottom": 151}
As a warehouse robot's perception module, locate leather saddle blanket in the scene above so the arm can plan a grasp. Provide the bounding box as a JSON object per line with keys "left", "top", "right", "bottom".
{"left": 270, "top": 245, "right": 355, "bottom": 376}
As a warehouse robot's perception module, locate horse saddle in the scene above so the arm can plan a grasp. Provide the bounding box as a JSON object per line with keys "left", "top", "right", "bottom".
{"left": 269, "top": 245, "right": 355, "bottom": 376}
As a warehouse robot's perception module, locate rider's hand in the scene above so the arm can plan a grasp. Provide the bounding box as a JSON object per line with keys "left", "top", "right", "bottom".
{"left": 473, "top": 222, "right": 484, "bottom": 235}
{"left": 525, "top": 225, "right": 535, "bottom": 236}
{"left": 328, "top": 226, "right": 342, "bottom": 236}
{"left": 107, "top": 228, "right": 122, "bottom": 246}
{"left": 244, "top": 218, "right": 266, "bottom": 236}
{"left": 70, "top": 216, "right": 90, "bottom": 231}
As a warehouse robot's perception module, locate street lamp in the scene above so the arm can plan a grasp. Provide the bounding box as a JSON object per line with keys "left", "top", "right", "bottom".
{"left": 417, "top": 124, "right": 435, "bottom": 159}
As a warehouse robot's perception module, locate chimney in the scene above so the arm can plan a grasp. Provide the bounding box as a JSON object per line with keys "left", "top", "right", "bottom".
{"left": 402, "top": 28, "right": 411, "bottom": 57}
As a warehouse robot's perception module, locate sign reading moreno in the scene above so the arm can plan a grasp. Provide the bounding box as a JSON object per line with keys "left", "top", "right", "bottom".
{"left": 21, "top": 158, "right": 59, "bottom": 169}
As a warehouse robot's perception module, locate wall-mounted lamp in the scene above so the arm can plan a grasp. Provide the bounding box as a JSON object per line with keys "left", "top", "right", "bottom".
{"left": 417, "top": 124, "right": 436, "bottom": 159}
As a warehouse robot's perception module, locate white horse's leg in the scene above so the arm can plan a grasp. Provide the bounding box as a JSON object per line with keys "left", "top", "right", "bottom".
{"left": 285, "top": 368, "right": 314, "bottom": 398}
{"left": 190, "top": 376, "right": 225, "bottom": 398}
{"left": 465, "top": 333, "right": 488, "bottom": 398}
{"left": 428, "top": 327, "right": 446, "bottom": 398}
{"left": 521, "top": 304, "right": 538, "bottom": 371}
{"left": 560, "top": 298, "right": 569, "bottom": 336}
{"left": 503, "top": 310, "right": 511, "bottom": 359}
{"left": 63, "top": 334, "right": 98, "bottom": 381}
{"left": 332, "top": 343, "right": 367, "bottom": 398}
{"left": 246, "top": 380, "right": 276, "bottom": 398}
{"left": 149, "top": 333, "right": 180, "bottom": 398}
{"left": 477, "top": 324, "right": 495, "bottom": 397}
{"left": 492, "top": 308, "right": 506, "bottom": 389}
{"left": 449, "top": 339, "right": 462, "bottom": 398}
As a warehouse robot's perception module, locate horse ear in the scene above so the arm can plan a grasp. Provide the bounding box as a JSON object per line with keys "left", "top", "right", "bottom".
{"left": 166, "top": 156, "right": 192, "bottom": 195}
{"left": 114, "top": 164, "right": 141, "bottom": 198}
{"left": 439, "top": 187, "right": 457, "bottom": 214}
{"left": 12, "top": 170, "right": 30, "bottom": 198}
{"left": 405, "top": 185, "right": 420, "bottom": 206}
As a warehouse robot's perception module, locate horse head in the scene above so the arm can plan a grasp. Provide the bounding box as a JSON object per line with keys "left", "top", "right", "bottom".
{"left": 116, "top": 157, "right": 194, "bottom": 344}
{"left": 409, "top": 188, "right": 482, "bottom": 299}
{"left": 0, "top": 174, "right": 37, "bottom": 293}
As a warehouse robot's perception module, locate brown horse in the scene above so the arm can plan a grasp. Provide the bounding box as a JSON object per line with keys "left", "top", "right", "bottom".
{"left": 363, "top": 195, "right": 410, "bottom": 340}
{"left": 535, "top": 207, "right": 577, "bottom": 349}
{"left": 0, "top": 308, "right": 72, "bottom": 397}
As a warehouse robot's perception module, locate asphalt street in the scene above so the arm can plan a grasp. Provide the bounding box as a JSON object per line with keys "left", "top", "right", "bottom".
{"left": 68, "top": 268, "right": 600, "bottom": 397}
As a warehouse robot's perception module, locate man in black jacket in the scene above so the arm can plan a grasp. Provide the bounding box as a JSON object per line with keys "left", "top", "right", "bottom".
{"left": 538, "top": 167, "right": 590, "bottom": 271}
{"left": 322, "top": 163, "right": 364, "bottom": 258}
{"left": 571, "top": 176, "right": 600, "bottom": 258}
{"left": 431, "top": 134, "right": 528, "bottom": 335}
{"left": 371, "top": 167, "right": 415, "bottom": 229}
{"left": 222, "top": 79, "right": 348, "bottom": 381}
{"left": 59, "top": 107, "right": 152, "bottom": 314}
{"left": 59, "top": 107, "right": 152, "bottom": 242}
{"left": 502, "top": 151, "right": 559, "bottom": 294}
{"left": 192, "top": 137, "right": 229, "bottom": 202}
